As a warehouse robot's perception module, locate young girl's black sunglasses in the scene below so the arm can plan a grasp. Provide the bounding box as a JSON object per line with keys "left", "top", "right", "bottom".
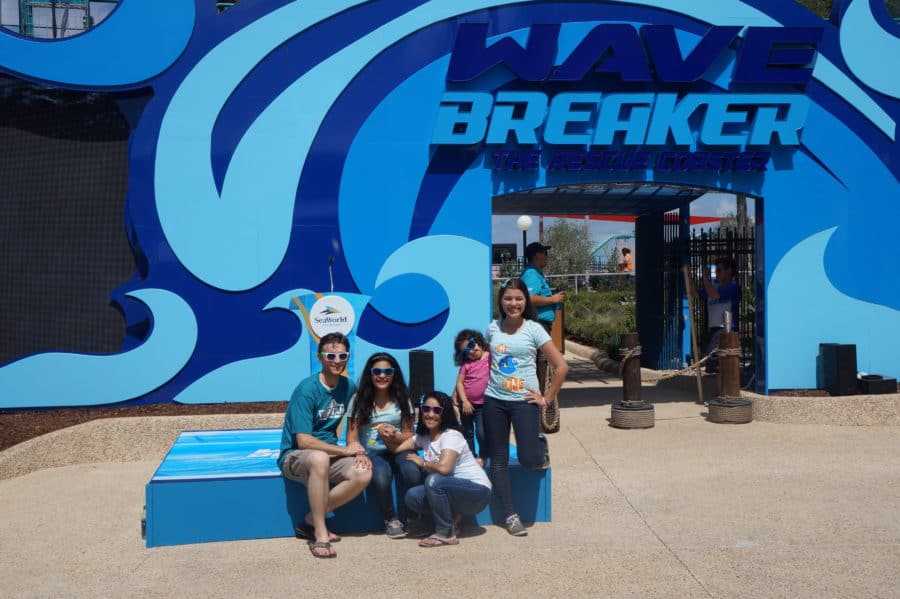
{"left": 458, "top": 338, "right": 478, "bottom": 358}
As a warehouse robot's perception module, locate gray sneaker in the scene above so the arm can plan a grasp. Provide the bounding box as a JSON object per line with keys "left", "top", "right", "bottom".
{"left": 505, "top": 514, "right": 527, "bottom": 536}
{"left": 385, "top": 518, "right": 407, "bottom": 539}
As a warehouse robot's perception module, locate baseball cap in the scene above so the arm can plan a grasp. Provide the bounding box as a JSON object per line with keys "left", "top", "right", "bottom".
{"left": 525, "top": 242, "right": 551, "bottom": 260}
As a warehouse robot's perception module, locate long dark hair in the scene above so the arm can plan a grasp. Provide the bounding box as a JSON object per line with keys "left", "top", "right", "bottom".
{"left": 453, "top": 329, "right": 487, "bottom": 366}
{"left": 497, "top": 277, "right": 537, "bottom": 321}
{"left": 350, "top": 352, "right": 413, "bottom": 428}
{"left": 415, "top": 390, "right": 461, "bottom": 436}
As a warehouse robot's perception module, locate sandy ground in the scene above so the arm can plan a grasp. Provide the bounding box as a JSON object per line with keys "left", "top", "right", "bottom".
{"left": 1, "top": 353, "right": 898, "bottom": 598}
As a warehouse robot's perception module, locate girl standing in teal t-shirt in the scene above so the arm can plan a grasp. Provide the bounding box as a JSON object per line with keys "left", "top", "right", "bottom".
{"left": 483, "top": 278, "right": 569, "bottom": 536}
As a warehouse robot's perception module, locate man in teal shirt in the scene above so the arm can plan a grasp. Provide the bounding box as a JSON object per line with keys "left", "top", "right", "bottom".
{"left": 520, "top": 242, "right": 566, "bottom": 392}
{"left": 520, "top": 242, "right": 566, "bottom": 329}
{"left": 278, "top": 332, "right": 371, "bottom": 558}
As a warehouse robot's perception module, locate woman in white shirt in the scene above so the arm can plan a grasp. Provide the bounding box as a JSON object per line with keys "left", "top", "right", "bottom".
{"left": 393, "top": 391, "right": 491, "bottom": 548}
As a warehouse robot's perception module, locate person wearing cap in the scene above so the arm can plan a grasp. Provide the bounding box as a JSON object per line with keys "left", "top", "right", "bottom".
{"left": 520, "top": 242, "right": 565, "bottom": 393}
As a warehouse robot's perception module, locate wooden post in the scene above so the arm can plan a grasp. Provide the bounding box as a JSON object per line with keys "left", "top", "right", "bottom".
{"left": 621, "top": 332, "right": 642, "bottom": 406}
{"left": 719, "top": 332, "right": 740, "bottom": 400}
{"left": 551, "top": 302, "right": 565, "bottom": 353}
{"left": 708, "top": 330, "right": 752, "bottom": 424}
{"left": 611, "top": 332, "right": 654, "bottom": 428}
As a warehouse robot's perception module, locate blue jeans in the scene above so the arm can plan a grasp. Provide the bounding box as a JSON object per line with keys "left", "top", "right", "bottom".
{"left": 460, "top": 403, "right": 486, "bottom": 459}
{"left": 368, "top": 450, "right": 423, "bottom": 522}
{"left": 404, "top": 473, "right": 491, "bottom": 537}
{"left": 483, "top": 395, "right": 547, "bottom": 518}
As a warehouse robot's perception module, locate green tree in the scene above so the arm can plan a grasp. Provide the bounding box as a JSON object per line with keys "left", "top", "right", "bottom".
{"left": 542, "top": 219, "right": 593, "bottom": 275}
{"left": 794, "top": 0, "right": 834, "bottom": 17}
{"left": 605, "top": 247, "right": 621, "bottom": 273}
{"left": 793, "top": 0, "right": 900, "bottom": 18}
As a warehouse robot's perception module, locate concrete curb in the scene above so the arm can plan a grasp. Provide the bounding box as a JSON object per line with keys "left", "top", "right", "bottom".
{"left": 564, "top": 338, "right": 602, "bottom": 361}
{"left": 747, "top": 391, "right": 900, "bottom": 426}
{"left": 0, "top": 413, "right": 283, "bottom": 481}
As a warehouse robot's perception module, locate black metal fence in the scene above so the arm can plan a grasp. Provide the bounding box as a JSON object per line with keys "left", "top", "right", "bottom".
{"left": 687, "top": 226, "right": 756, "bottom": 365}
{"left": 660, "top": 210, "right": 684, "bottom": 369}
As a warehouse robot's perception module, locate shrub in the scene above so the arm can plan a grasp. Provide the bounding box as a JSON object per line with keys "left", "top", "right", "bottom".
{"left": 491, "top": 277, "right": 636, "bottom": 357}
{"left": 564, "top": 279, "right": 635, "bottom": 356}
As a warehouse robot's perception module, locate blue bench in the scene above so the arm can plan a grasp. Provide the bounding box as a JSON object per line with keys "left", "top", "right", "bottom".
{"left": 144, "top": 428, "right": 551, "bottom": 547}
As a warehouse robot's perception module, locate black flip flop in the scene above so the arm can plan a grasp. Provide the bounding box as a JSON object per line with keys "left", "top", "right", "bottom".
{"left": 295, "top": 522, "right": 341, "bottom": 543}
{"left": 308, "top": 541, "right": 336, "bottom": 558}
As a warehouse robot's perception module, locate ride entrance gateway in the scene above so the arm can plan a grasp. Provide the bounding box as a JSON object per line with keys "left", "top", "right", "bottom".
{"left": 1, "top": 0, "right": 899, "bottom": 410}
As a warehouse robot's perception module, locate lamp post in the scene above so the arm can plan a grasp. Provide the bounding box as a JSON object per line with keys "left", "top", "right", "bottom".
{"left": 516, "top": 215, "right": 533, "bottom": 267}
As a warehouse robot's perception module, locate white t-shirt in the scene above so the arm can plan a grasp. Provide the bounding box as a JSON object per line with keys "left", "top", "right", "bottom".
{"left": 414, "top": 429, "right": 491, "bottom": 489}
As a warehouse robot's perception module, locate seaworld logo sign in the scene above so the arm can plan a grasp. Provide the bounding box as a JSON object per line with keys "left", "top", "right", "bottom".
{"left": 432, "top": 23, "right": 823, "bottom": 150}
{"left": 309, "top": 296, "right": 355, "bottom": 337}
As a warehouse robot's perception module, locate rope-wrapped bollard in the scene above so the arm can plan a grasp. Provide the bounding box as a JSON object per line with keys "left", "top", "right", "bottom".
{"left": 707, "top": 332, "right": 752, "bottom": 424}
{"left": 610, "top": 333, "right": 655, "bottom": 429}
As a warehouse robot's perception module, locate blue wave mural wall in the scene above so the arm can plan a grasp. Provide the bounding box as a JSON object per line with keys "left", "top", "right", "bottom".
{"left": 1, "top": 0, "right": 898, "bottom": 407}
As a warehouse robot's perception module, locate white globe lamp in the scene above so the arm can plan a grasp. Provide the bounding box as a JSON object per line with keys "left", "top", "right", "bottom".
{"left": 516, "top": 215, "right": 533, "bottom": 261}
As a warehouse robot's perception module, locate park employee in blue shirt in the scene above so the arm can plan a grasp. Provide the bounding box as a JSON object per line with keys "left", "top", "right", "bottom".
{"left": 520, "top": 242, "right": 566, "bottom": 392}
{"left": 278, "top": 332, "right": 372, "bottom": 559}
{"left": 520, "top": 242, "right": 566, "bottom": 331}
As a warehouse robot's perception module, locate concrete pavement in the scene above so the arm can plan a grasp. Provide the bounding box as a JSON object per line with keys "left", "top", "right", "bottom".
{"left": 1, "top": 355, "right": 898, "bottom": 598}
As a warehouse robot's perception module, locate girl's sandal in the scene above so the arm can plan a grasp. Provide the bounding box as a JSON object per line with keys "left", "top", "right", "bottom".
{"left": 418, "top": 536, "right": 459, "bottom": 548}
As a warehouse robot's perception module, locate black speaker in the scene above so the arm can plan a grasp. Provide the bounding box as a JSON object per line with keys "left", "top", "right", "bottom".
{"left": 408, "top": 350, "right": 434, "bottom": 402}
{"left": 817, "top": 343, "right": 857, "bottom": 396}
{"left": 858, "top": 375, "right": 897, "bottom": 395}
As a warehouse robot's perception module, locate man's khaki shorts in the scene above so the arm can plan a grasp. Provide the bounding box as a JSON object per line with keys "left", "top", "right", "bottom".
{"left": 281, "top": 450, "right": 356, "bottom": 485}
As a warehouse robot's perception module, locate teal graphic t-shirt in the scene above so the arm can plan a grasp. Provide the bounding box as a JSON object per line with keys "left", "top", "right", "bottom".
{"left": 278, "top": 373, "right": 356, "bottom": 467}
{"left": 347, "top": 396, "right": 410, "bottom": 451}
{"left": 485, "top": 319, "right": 551, "bottom": 402}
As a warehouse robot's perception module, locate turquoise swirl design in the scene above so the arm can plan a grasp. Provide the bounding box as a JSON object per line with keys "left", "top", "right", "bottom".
{"left": 154, "top": 1, "right": 368, "bottom": 291}
{"left": 157, "top": 0, "right": 557, "bottom": 292}
{"left": 0, "top": 0, "right": 195, "bottom": 87}
{"left": 840, "top": 0, "right": 900, "bottom": 100}
{"left": 768, "top": 228, "right": 900, "bottom": 388}
{"left": 375, "top": 235, "right": 490, "bottom": 387}
{"left": 174, "top": 289, "right": 313, "bottom": 404}
{"left": 0, "top": 289, "right": 197, "bottom": 408}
